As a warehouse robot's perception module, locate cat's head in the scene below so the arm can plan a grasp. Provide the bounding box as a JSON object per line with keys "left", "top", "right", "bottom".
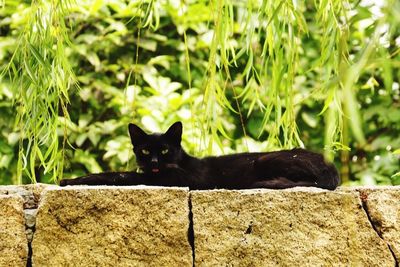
{"left": 128, "top": 122, "right": 183, "bottom": 174}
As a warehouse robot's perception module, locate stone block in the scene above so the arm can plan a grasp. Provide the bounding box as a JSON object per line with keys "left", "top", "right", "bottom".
{"left": 191, "top": 188, "right": 395, "bottom": 266}
{"left": 31, "top": 186, "right": 192, "bottom": 266}
{"left": 0, "top": 194, "right": 28, "bottom": 267}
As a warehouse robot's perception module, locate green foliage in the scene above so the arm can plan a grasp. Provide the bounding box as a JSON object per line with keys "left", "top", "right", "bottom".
{"left": 0, "top": 0, "right": 399, "bottom": 185}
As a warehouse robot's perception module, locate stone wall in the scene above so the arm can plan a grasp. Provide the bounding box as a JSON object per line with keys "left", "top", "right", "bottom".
{"left": 0, "top": 185, "right": 399, "bottom": 266}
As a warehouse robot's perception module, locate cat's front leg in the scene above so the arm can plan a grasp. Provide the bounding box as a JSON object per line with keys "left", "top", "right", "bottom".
{"left": 59, "top": 172, "right": 146, "bottom": 186}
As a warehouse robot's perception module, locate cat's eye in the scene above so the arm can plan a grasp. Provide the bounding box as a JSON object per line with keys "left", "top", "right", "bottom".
{"left": 141, "top": 149, "right": 150, "bottom": 155}
{"left": 161, "top": 148, "right": 169, "bottom": 155}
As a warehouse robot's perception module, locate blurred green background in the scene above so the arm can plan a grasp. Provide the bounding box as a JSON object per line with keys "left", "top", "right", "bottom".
{"left": 0, "top": 0, "right": 399, "bottom": 185}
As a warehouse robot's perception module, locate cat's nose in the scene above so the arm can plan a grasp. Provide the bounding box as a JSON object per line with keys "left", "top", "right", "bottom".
{"left": 150, "top": 156, "right": 159, "bottom": 173}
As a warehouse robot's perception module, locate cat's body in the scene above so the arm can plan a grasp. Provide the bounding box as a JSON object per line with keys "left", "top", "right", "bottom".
{"left": 60, "top": 122, "right": 340, "bottom": 190}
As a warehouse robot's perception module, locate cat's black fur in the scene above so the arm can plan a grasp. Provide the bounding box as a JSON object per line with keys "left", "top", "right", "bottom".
{"left": 60, "top": 122, "right": 340, "bottom": 190}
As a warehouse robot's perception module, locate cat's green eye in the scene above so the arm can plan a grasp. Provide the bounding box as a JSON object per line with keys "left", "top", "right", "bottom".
{"left": 141, "top": 149, "right": 150, "bottom": 155}
{"left": 161, "top": 148, "right": 169, "bottom": 155}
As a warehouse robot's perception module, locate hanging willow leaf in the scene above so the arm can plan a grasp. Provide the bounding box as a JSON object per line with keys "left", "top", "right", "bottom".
{"left": 2, "top": 0, "right": 77, "bottom": 183}
{"left": 1, "top": 0, "right": 398, "bottom": 185}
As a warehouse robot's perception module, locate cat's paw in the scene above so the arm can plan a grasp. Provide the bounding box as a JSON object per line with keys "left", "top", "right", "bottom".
{"left": 59, "top": 179, "right": 70, "bottom": 186}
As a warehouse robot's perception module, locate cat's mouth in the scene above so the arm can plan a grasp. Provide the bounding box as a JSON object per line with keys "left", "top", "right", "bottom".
{"left": 140, "top": 164, "right": 179, "bottom": 174}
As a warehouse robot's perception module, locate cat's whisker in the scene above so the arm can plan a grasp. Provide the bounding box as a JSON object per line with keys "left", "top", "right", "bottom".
{"left": 165, "top": 163, "right": 180, "bottom": 169}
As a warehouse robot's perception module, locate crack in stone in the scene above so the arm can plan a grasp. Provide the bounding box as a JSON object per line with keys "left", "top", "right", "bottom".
{"left": 188, "top": 193, "right": 195, "bottom": 267}
{"left": 0, "top": 187, "right": 42, "bottom": 267}
{"left": 26, "top": 239, "right": 33, "bottom": 267}
{"left": 24, "top": 209, "right": 37, "bottom": 267}
{"left": 359, "top": 191, "right": 398, "bottom": 267}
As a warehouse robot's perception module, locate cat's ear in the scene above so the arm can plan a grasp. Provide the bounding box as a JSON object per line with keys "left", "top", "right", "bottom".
{"left": 164, "top": 122, "right": 182, "bottom": 145}
{"left": 128, "top": 123, "right": 147, "bottom": 146}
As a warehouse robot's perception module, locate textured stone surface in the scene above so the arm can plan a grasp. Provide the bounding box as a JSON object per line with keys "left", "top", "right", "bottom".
{"left": 360, "top": 187, "right": 400, "bottom": 262}
{"left": 0, "top": 194, "right": 28, "bottom": 267}
{"left": 32, "top": 186, "right": 192, "bottom": 267}
{"left": 191, "top": 188, "right": 396, "bottom": 267}
{"left": 0, "top": 183, "right": 52, "bottom": 209}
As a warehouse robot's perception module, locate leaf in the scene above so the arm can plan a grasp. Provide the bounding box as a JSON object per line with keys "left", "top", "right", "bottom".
{"left": 90, "top": 0, "right": 104, "bottom": 15}
{"left": 392, "top": 172, "right": 400, "bottom": 181}
{"left": 135, "top": 38, "right": 157, "bottom": 51}
{"left": 86, "top": 52, "right": 101, "bottom": 68}
{"left": 301, "top": 112, "right": 318, "bottom": 128}
{"left": 74, "top": 150, "right": 103, "bottom": 173}
{"left": 0, "top": 154, "right": 13, "bottom": 169}
{"left": 76, "top": 134, "right": 88, "bottom": 147}
{"left": 28, "top": 43, "right": 49, "bottom": 71}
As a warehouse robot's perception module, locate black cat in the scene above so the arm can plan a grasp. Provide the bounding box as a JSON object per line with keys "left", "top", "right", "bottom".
{"left": 60, "top": 122, "right": 340, "bottom": 190}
